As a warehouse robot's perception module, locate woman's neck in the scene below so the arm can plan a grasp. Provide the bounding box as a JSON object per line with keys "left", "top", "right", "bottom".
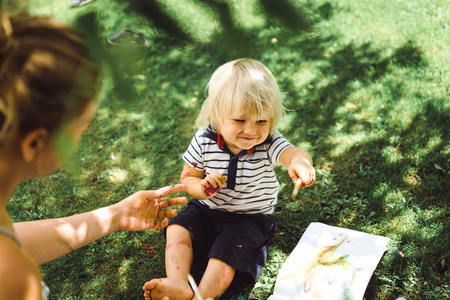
{"left": 0, "top": 173, "right": 20, "bottom": 232}
{"left": 0, "top": 146, "right": 24, "bottom": 231}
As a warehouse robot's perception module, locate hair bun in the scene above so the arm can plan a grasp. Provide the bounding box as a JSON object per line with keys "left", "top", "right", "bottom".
{"left": 0, "top": 13, "right": 19, "bottom": 84}
{"left": 0, "top": 14, "right": 14, "bottom": 54}
{"left": 0, "top": 99, "right": 15, "bottom": 145}
{"left": 0, "top": 14, "right": 17, "bottom": 144}
{"left": 0, "top": 12, "right": 100, "bottom": 146}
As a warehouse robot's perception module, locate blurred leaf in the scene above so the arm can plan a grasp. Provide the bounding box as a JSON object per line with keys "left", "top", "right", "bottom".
{"left": 73, "top": 11, "right": 137, "bottom": 101}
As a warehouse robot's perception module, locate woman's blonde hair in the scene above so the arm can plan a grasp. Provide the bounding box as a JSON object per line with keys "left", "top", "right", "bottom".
{"left": 0, "top": 12, "right": 100, "bottom": 145}
{"left": 196, "top": 58, "right": 284, "bottom": 134}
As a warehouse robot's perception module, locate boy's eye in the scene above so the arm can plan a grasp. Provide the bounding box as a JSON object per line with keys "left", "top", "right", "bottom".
{"left": 234, "top": 119, "right": 245, "bottom": 123}
{"left": 257, "top": 120, "right": 268, "bottom": 124}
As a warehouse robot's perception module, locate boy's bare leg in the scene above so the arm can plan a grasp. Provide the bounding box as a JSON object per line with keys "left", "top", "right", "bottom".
{"left": 143, "top": 225, "right": 194, "bottom": 300}
{"left": 196, "top": 258, "right": 235, "bottom": 300}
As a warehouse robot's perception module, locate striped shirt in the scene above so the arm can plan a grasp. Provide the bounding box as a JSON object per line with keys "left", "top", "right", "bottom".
{"left": 182, "top": 127, "right": 292, "bottom": 214}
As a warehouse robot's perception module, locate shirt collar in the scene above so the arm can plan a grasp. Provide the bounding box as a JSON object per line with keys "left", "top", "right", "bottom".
{"left": 203, "top": 125, "right": 272, "bottom": 155}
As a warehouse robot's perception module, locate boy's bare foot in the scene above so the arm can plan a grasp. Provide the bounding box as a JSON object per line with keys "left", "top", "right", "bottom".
{"left": 143, "top": 278, "right": 193, "bottom": 300}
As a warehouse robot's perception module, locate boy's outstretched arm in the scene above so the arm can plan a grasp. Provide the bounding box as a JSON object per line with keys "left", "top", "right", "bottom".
{"left": 279, "top": 146, "right": 315, "bottom": 188}
{"left": 180, "top": 163, "right": 226, "bottom": 199}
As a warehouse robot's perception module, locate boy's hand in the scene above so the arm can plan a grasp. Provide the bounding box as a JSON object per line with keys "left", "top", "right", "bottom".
{"left": 279, "top": 147, "right": 315, "bottom": 190}
{"left": 200, "top": 172, "right": 226, "bottom": 197}
{"left": 289, "top": 161, "right": 315, "bottom": 189}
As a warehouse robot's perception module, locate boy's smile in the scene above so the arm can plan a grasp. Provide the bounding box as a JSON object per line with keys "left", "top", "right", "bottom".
{"left": 220, "top": 112, "right": 271, "bottom": 155}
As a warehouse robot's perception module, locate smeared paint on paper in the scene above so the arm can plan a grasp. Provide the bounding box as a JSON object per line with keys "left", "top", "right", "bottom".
{"left": 268, "top": 222, "right": 389, "bottom": 300}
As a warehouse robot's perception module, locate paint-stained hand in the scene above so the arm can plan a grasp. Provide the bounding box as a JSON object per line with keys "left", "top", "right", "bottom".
{"left": 201, "top": 172, "right": 226, "bottom": 197}
{"left": 111, "top": 184, "right": 188, "bottom": 232}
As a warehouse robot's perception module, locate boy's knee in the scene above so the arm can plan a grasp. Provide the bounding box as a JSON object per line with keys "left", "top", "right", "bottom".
{"left": 167, "top": 224, "right": 195, "bottom": 240}
{"left": 211, "top": 258, "right": 236, "bottom": 283}
{"left": 223, "top": 265, "right": 235, "bottom": 283}
{"left": 167, "top": 224, "right": 186, "bottom": 233}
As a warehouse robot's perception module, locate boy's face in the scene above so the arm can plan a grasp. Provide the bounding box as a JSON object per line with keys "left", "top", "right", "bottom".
{"left": 220, "top": 111, "right": 271, "bottom": 155}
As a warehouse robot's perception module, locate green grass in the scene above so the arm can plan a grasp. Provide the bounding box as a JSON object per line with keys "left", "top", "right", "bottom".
{"left": 6, "top": 0, "right": 450, "bottom": 299}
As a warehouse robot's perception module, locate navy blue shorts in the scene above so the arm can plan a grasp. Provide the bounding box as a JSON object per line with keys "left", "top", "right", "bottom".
{"left": 168, "top": 199, "right": 277, "bottom": 283}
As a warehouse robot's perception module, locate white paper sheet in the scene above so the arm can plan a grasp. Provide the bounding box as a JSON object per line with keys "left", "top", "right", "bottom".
{"left": 268, "top": 222, "right": 390, "bottom": 300}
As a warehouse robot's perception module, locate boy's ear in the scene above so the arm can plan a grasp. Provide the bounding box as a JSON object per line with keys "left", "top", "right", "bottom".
{"left": 20, "top": 128, "right": 49, "bottom": 163}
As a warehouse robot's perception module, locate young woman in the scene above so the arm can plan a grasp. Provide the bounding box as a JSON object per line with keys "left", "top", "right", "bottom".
{"left": 0, "top": 12, "right": 186, "bottom": 299}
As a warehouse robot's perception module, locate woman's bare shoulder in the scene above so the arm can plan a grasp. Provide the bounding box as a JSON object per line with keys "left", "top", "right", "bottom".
{"left": 0, "top": 235, "right": 42, "bottom": 300}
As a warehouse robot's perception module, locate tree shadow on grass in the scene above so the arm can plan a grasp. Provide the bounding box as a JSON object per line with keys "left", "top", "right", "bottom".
{"left": 272, "top": 35, "right": 430, "bottom": 234}
{"left": 274, "top": 61, "right": 448, "bottom": 298}
{"left": 41, "top": 230, "right": 169, "bottom": 299}
{"left": 282, "top": 39, "right": 426, "bottom": 125}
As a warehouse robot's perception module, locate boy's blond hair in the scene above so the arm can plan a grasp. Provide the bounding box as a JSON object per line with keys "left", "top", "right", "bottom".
{"left": 196, "top": 58, "right": 284, "bottom": 134}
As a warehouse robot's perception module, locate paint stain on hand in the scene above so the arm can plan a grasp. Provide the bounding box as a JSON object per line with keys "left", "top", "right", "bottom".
{"left": 204, "top": 184, "right": 221, "bottom": 196}
{"left": 140, "top": 212, "right": 158, "bottom": 219}
{"left": 204, "top": 176, "right": 226, "bottom": 196}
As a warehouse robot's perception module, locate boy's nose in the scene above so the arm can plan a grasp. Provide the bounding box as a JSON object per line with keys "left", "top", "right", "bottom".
{"left": 243, "top": 122, "right": 257, "bottom": 134}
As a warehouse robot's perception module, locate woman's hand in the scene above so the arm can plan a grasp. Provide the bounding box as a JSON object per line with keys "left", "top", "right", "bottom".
{"left": 14, "top": 185, "right": 188, "bottom": 265}
{"left": 112, "top": 184, "right": 188, "bottom": 232}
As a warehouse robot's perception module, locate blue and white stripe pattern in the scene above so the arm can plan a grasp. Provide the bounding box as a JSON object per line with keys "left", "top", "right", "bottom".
{"left": 182, "top": 127, "right": 292, "bottom": 214}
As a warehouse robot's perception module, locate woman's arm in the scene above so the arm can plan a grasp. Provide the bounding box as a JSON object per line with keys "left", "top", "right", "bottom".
{"left": 13, "top": 185, "right": 187, "bottom": 265}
